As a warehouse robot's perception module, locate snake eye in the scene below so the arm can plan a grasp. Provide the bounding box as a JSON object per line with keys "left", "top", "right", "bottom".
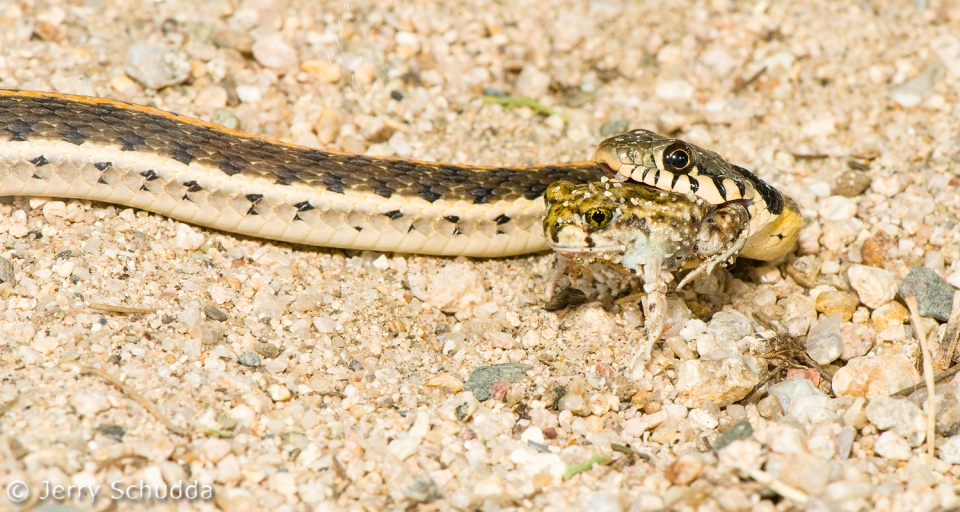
{"left": 584, "top": 207, "right": 613, "bottom": 229}
{"left": 663, "top": 143, "right": 693, "bottom": 172}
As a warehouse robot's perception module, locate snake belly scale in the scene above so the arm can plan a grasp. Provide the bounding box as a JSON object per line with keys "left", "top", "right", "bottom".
{"left": 0, "top": 89, "right": 800, "bottom": 261}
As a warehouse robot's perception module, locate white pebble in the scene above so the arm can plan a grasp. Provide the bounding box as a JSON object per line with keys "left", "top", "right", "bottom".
{"left": 313, "top": 316, "right": 336, "bottom": 333}
{"left": 655, "top": 78, "right": 695, "bottom": 100}
{"left": 235, "top": 84, "right": 262, "bottom": 103}
{"left": 252, "top": 34, "right": 299, "bottom": 73}
{"left": 174, "top": 223, "right": 206, "bottom": 250}
{"left": 873, "top": 431, "right": 912, "bottom": 460}
{"left": 201, "top": 438, "right": 233, "bottom": 463}
{"left": 71, "top": 392, "right": 111, "bottom": 417}
{"left": 847, "top": 265, "right": 898, "bottom": 309}
{"left": 938, "top": 435, "right": 960, "bottom": 464}
{"left": 267, "top": 384, "right": 292, "bottom": 402}
{"left": 818, "top": 196, "right": 858, "bottom": 221}
{"left": 123, "top": 44, "right": 190, "bottom": 89}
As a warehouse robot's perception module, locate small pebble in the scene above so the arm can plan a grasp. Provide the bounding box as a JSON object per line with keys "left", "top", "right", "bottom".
{"left": 712, "top": 420, "right": 753, "bottom": 453}
{"left": 776, "top": 452, "right": 832, "bottom": 495}
{"left": 403, "top": 474, "right": 440, "bottom": 503}
{"left": 869, "top": 302, "right": 910, "bottom": 333}
{"left": 426, "top": 373, "right": 463, "bottom": 392}
{"left": 833, "top": 170, "right": 872, "bottom": 197}
{"left": 462, "top": 363, "right": 530, "bottom": 401}
{"left": 212, "top": 108, "right": 240, "bottom": 130}
{"left": 267, "top": 384, "right": 292, "bottom": 402}
{"left": 558, "top": 379, "right": 590, "bottom": 416}
{"left": 806, "top": 315, "right": 842, "bottom": 365}
{"left": 873, "top": 431, "right": 912, "bottom": 460}
{"left": 301, "top": 59, "right": 342, "bottom": 83}
{"left": 705, "top": 311, "right": 753, "bottom": 348}
{"left": 514, "top": 64, "right": 551, "bottom": 98}
{"left": 938, "top": 435, "right": 960, "bottom": 464}
{"left": 254, "top": 342, "right": 280, "bottom": 359}
{"left": 847, "top": 265, "right": 898, "bottom": 309}
{"left": 675, "top": 358, "right": 760, "bottom": 408}
{"left": 216, "top": 413, "right": 238, "bottom": 430}
{"left": 251, "top": 34, "right": 299, "bottom": 73}
{"left": 438, "top": 392, "right": 480, "bottom": 422}
{"left": 860, "top": 232, "right": 894, "bottom": 267}
{"left": 654, "top": 78, "right": 695, "bottom": 100}
{"left": 814, "top": 291, "right": 859, "bottom": 321}
{"left": 818, "top": 195, "right": 858, "bottom": 221}
{"left": 665, "top": 453, "right": 704, "bottom": 485}
{"left": 199, "top": 321, "right": 224, "bottom": 345}
{"left": 123, "top": 44, "right": 190, "bottom": 89}
{"left": 203, "top": 305, "right": 228, "bottom": 322}
{"left": 757, "top": 395, "right": 784, "bottom": 420}
{"left": 887, "top": 64, "right": 937, "bottom": 108}
{"left": 768, "top": 377, "right": 826, "bottom": 414}
{"left": 865, "top": 396, "right": 922, "bottom": 438}
{"left": 599, "top": 119, "right": 630, "bottom": 137}
{"left": 0, "top": 257, "right": 15, "bottom": 283}
{"left": 899, "top": 266, "right": 954, "bottom": 321}
{"left": 238, "top": 352, "right": 261, "bottom": 367}
{"left": 832, "top": 355, "right": 921, "bottom": 397}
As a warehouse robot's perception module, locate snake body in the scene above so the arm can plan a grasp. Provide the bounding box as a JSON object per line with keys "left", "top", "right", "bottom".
{"left": 0, "top": 90, "right": 800, "bottom": 260}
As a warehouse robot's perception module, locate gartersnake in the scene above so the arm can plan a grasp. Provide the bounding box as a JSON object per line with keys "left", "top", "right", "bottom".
{"left": 0, "top": 90, "right": 801, "bottom": 263}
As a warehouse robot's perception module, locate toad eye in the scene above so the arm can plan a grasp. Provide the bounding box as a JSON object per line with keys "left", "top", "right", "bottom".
{"left": 584, "top": 207, "right": 613, "bottom": 229}
{"left": 663, "top": 142, "right": 693, "bottom": 172}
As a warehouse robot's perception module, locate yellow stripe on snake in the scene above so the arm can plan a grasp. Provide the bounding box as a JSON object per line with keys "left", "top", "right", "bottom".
{"left": 0, "top": 89, "right": 801, "bottom": 263}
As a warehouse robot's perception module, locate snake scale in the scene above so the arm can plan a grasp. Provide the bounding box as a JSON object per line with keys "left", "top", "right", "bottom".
{"left": 0, "top": 90, "right": 801, "bottom": 263}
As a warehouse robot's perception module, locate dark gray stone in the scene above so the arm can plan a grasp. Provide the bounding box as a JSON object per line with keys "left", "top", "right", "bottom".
{"left": 899, "top": 266, "right": 954, "bottom": 321}
{"left": 463, "top": 363, "right": 531, "bottom": 401}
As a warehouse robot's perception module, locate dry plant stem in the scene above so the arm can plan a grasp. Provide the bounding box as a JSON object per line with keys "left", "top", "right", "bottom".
{"left": 934, "top": 291, "right": 960, "bottom": 369}
{"left": 893, "top": 365, "right": 960, "bottom": 397}
{"left": 88, "top": 302, "right": 159, "bottom": 314}
{"left": 904, "top": 295, "right": 936, "bottom": 459}
{"left": 81, "top": 366, "right": 191, "bottom": 437}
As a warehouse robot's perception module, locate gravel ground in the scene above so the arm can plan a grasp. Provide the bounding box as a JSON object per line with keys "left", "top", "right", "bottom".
{"left": 2, "top": 0, "right": 960, "bottom": 511}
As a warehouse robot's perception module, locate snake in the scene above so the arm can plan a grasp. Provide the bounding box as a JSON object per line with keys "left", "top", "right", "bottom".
{"left": 0, "top": 90, "right": 801, "bottom": 261}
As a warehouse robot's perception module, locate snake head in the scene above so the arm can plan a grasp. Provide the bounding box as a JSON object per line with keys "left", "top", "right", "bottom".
{"left": 542, "top": 179, "right": 708, "bottom": 273}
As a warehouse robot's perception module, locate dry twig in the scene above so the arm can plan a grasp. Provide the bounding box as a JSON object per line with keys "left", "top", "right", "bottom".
{"left": 81, "top": 366, "right": 191, "bottom": 437}
{"left": 904, "top": 295, "right": 937, "bottom": 459}
{"left": 88, "top": 302, "right": 159, "bottom": 314}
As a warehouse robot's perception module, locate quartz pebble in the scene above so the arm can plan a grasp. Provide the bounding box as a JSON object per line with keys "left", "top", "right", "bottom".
{"left": 674, "top": 358, "right": 760, "bottom": 407}
{"left": 768, "top": 377, "right": 826, "bottom": 414}
{"left": 832, "top": 355, "right": 921, "bottom": 397}
{"left": 705, "top": 310, "right": 753, "bottom": 348}
{"left": 865, "top": 396, "right": 924, "bottom": 442}
{"left": 665, "top": 453, "right": 703, "bottom": 484}
{"left": 938, "top": 435, "right": 960, "bottom": 464}
{"left": 873, "top": 431, "right": 912, "bottom": 460}
{"left": 847, "top": 265, "right": 898, "bottom": 309}
{"left": 806, "top": 315, "right": 842, "bottom": 365}
{"left": 251, "top": 34, "right": 299, "bottom": 73}
{"left": 123, "top": 44, "right": 190, "bottom": 89}
{"left": 412, "top": 263, "right": 485, "bottom": 313}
